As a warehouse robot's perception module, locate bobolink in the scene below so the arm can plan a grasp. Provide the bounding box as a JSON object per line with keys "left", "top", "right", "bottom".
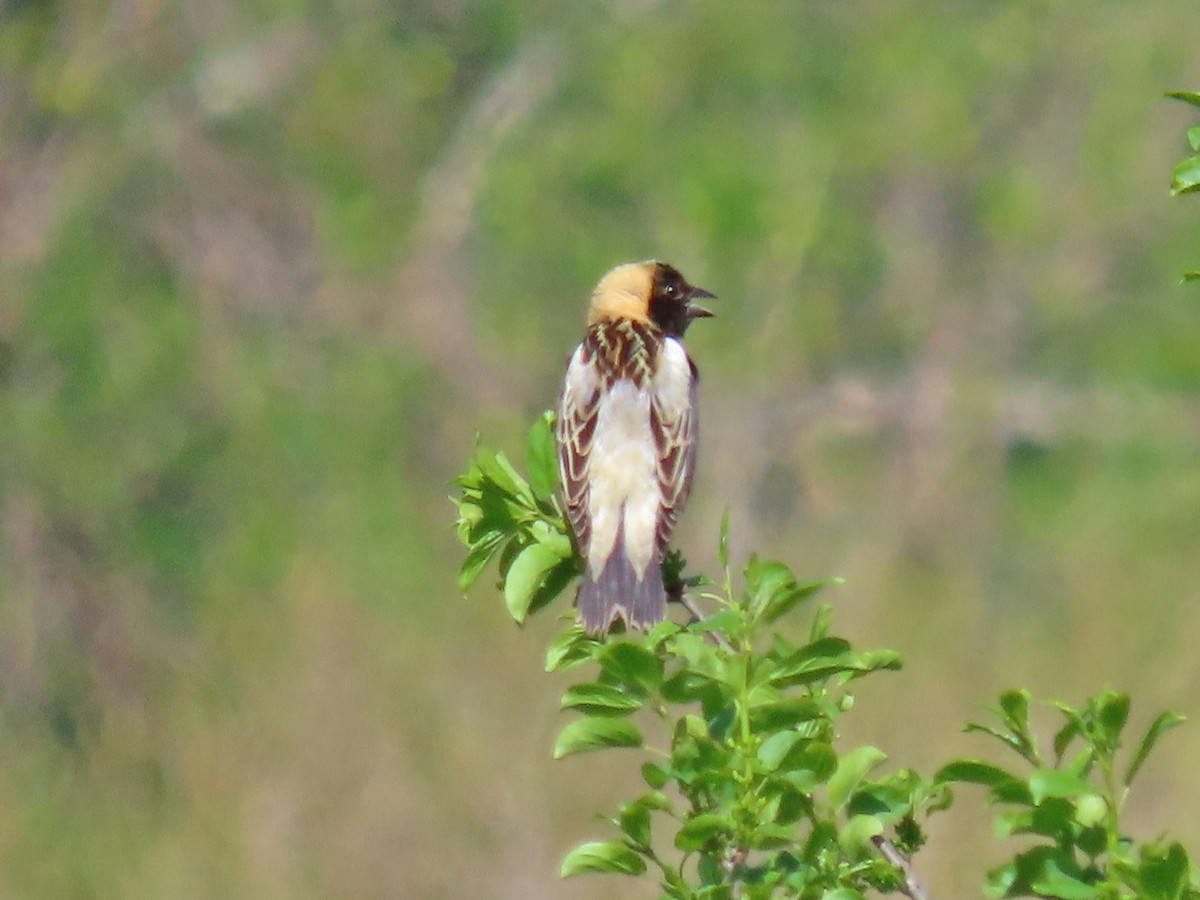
{"left": 557, "top": 260, "right": 714, "bottom": 635}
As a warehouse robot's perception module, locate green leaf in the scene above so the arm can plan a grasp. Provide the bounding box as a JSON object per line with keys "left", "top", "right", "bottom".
{"left": 545, "top": 625, "right": 600, "bottom": 672}
{"left": 526, "top": 410, "right": 559, "bottom": 501}
{"left": 837, "top": 814, "right": 883, "bottom": 853}
{"left": 762, "top": 579, "right": 829, "bottom": 625}
{"left": 760, "top": 777, "right": 811, "bottom": 825}
{"left": 828, "top": 746, "right": 886, "bottom": 809}
{"left": 770, "top": 642, "right": 900, "bottom": 688}
{"left": 1097, "top": 690, "right": 1130, "bottom": 746}
{"left": 645, "top": 618, "right": 683, "bottom": 650}
{"left": 693, "top": 608, "right": 743, "bottom": 636}
{"left": 743, "top": 557, "right": 833, "bottom": 626}
{"left": 744, "top": 557, "right": 793, "bottom": 614}
{"left": 600, "top": 642, "right": 663, "bottom": 692}
{"left": 645, "top": 793, "right": 673, "bottom": 814}
{"left": 497, "top": 532, "right": 523, "bottom": 579}
{"left": 820, "top": 889, "right": 865, "bottom": 900}
{"left": 853, "top": 648, "right": 903, "bottom": 676}
{"left": 528, "top": 518, "right": 573, "bottom": 558}
{"left": 661, "top": 868, "right": 692, "bottom": 898}
{"left": 1063, "top": 746, "right": 1095, "bottom": 779}
{"left": 1076, "top": 824, "right": 1106, "bottom": 856}
{"left": 454, "top": 500, "right": 481, "bottom": 544}
{"left": 675, "top": 813, "right": 732, "bottom": 851}
{"left": 994, "top": 808, "right": 1034, "bottom": 838}
{"left": 801, "top": 820, "right": 838, "bottom": 863}
{"left": 504, "top": 542, "right": 562, "bottom": 623}
{"left": 809, "top": 603, "right": 833, "bottom": 641}
{"left": 1028, "top": 769, "right": 1095, "bottom": 804}
{"left": 525, "top": 557, "right": 580, "bottom": 618}
{"left": 560, "top": 682, "right": 643, "bottom": 716}
{"left": 670, "top": 632, "right": 729, "bottom": 683}
{"left": 1029, "top": 797, "right": 1074, "bottom": 839}
{"left": 458, "top": 531, "right": 504, "bottom": 592}
{"left": 934, "top": 759, "right": 1021, "bottom": 790}
{"left": 642, "top": 762, "right": 670, "bottom": 789}
{"left": 994, "top": 847, "right": 1092, "bottom": 899}
{"left": 1183, "top": 271, "right": 1200, "bottom": 282}
{"left": 1125, "top": 710, "right": 1185, "bottom": 785}
{"left": 748, "top": 696, "right": 823, "bottom": 732}
{"left": 964, "top": 721, "right": 1040, "bottom": 767}
{"left": 789, "top": 636, "right": 848, "bottom": 660}
{"left": 844, "top": 789, "right": 897, "bottom": 822}
{"left": 619, "top": 803, "right": 651, "bottom": 847}
{"left": 560, "top": 840, "right": 646, "bottom": 877}
{"left": 924, "top": 783, "right": 955, "bottom": 813}
{"left": 986, "top": 859, "right": 1019, "bottom": 898}
{"left": 749, "top": 823, "right": 796, "bottom": 850}
{"left": 1052, "top": 716, "right": 1080, "bottom": 763}
{"left": 999, "top": 689, "right": 1033, "bottom": 739}
{"left": 630, "top": 791, "right": 671, "bottom": 814}
{"left": 1139, "top": 842, "right": 1190, "bottom": 900}
{"left": 464, "top": 486, "right": 518, "bottom": 542}
{"left": 758, "top": 732, "right": 805, "bottom": 771}
{"left": 1030, "top": 859, "right": 1100, "bottom": 899}
{"left": 771, "top": 637, "right": 848, "bottom": 677}
{"left": 660, "top": 670, "right": 713, "bottom": 704}
{"left": 475, "top": 446, "right": 529, "bottom": 500}
{"left": 454, "top": 460, "right": 484, "bottom": 491}
{"left": 553, "top": 717, "right": 643, "bottom": 758}
{"left": 1188, "top": 125, "right": 1200, "bottom": 152}
{"left": 991, "top": 781, "right": 1036, "bottom": 806}
{"left": 789, "top": 741, "right": 838, "bottom": 785}
{"left": 1170, "top": 155, "right": 1200, "bottom": 195}
{"left": 697, "top": 853, "right": 723, "bottom": 886}
{"left": 1166, "top": 90, "right": 1200, "bottom": 108}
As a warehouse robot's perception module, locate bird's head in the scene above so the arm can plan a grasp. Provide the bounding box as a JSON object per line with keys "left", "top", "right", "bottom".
{"left": 588, "top": 260, "right": 715, "bottom": 338}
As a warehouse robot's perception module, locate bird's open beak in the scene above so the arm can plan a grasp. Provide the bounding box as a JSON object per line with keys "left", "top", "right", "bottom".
{"left": 686, "top": 285, "right": 716, "bottom": 319}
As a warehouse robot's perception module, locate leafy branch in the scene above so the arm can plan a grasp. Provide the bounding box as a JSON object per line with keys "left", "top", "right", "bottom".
{"left": 453, "top": 411, "right": 1194, "bottom": 899}
{"left": 937, "top": 689, "right": 1193, "bottom": 899}
{"left": 1166, "top": 90, "right": 1200, "bottom": 281}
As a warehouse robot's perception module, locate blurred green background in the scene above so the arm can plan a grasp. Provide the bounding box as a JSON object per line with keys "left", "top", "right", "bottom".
{"left": 2, "top": 1, "right": 1200, "bottom": 897}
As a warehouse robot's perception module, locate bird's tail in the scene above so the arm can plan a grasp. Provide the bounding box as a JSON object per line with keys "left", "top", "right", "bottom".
{"left": 577, "top": 541, "right": 665, "bottom": 636}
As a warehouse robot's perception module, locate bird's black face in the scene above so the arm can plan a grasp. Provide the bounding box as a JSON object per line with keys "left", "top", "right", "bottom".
{"left": 648, "top": 263, "right": 715, "bottom": 338}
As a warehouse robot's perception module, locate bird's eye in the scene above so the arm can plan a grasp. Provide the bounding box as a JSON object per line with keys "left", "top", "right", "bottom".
{"left": 663, "top": 283, "right": 679, "bottom": 298}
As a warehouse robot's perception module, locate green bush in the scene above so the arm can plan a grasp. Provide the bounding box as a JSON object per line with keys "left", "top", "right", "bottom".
{"left": 454, "top": 413, "right": 1197, "bottom": 899}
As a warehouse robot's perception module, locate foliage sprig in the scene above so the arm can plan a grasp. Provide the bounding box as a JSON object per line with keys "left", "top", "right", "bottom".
{"left": 453, "top": 412, "right": 1194, "bottom": 899}
{"left": 1167, "top": 89, "right": 1200, "bottom": 281}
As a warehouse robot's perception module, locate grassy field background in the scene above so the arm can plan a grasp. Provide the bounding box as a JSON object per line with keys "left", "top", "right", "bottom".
{"left": 2, "top": 2, "right": 1200, "bottom": 897}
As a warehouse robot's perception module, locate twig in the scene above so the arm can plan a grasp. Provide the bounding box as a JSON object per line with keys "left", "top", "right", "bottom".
{"left": 872, "top": 835, "right": 930, "bottom": 900}
{"left": 670, "top": 589, "right": 734, "bottom": 652}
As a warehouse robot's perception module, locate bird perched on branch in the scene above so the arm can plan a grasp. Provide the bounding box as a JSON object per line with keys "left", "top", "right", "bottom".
{"left": 556, "top": 261, "right": 714, "bottom": 635}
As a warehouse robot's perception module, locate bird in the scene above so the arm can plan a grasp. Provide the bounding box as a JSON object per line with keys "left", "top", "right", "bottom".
{"left": 556, "top": 260, "right": 714, "bottom": 635}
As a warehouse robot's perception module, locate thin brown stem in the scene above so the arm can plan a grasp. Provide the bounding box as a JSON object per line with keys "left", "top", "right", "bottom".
{"left": 671, "top": 589, "right": 734, "bottom": 652}
{"left": 872, "top": 835, "right": 931, "bottom": 900}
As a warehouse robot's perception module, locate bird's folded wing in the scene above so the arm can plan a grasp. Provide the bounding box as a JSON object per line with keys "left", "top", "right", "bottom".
{"left": 556, "top": 345, "right": 599, "bottom": 553}
{"left": 650, "top": 341, "right": 698, "bottom": 558}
